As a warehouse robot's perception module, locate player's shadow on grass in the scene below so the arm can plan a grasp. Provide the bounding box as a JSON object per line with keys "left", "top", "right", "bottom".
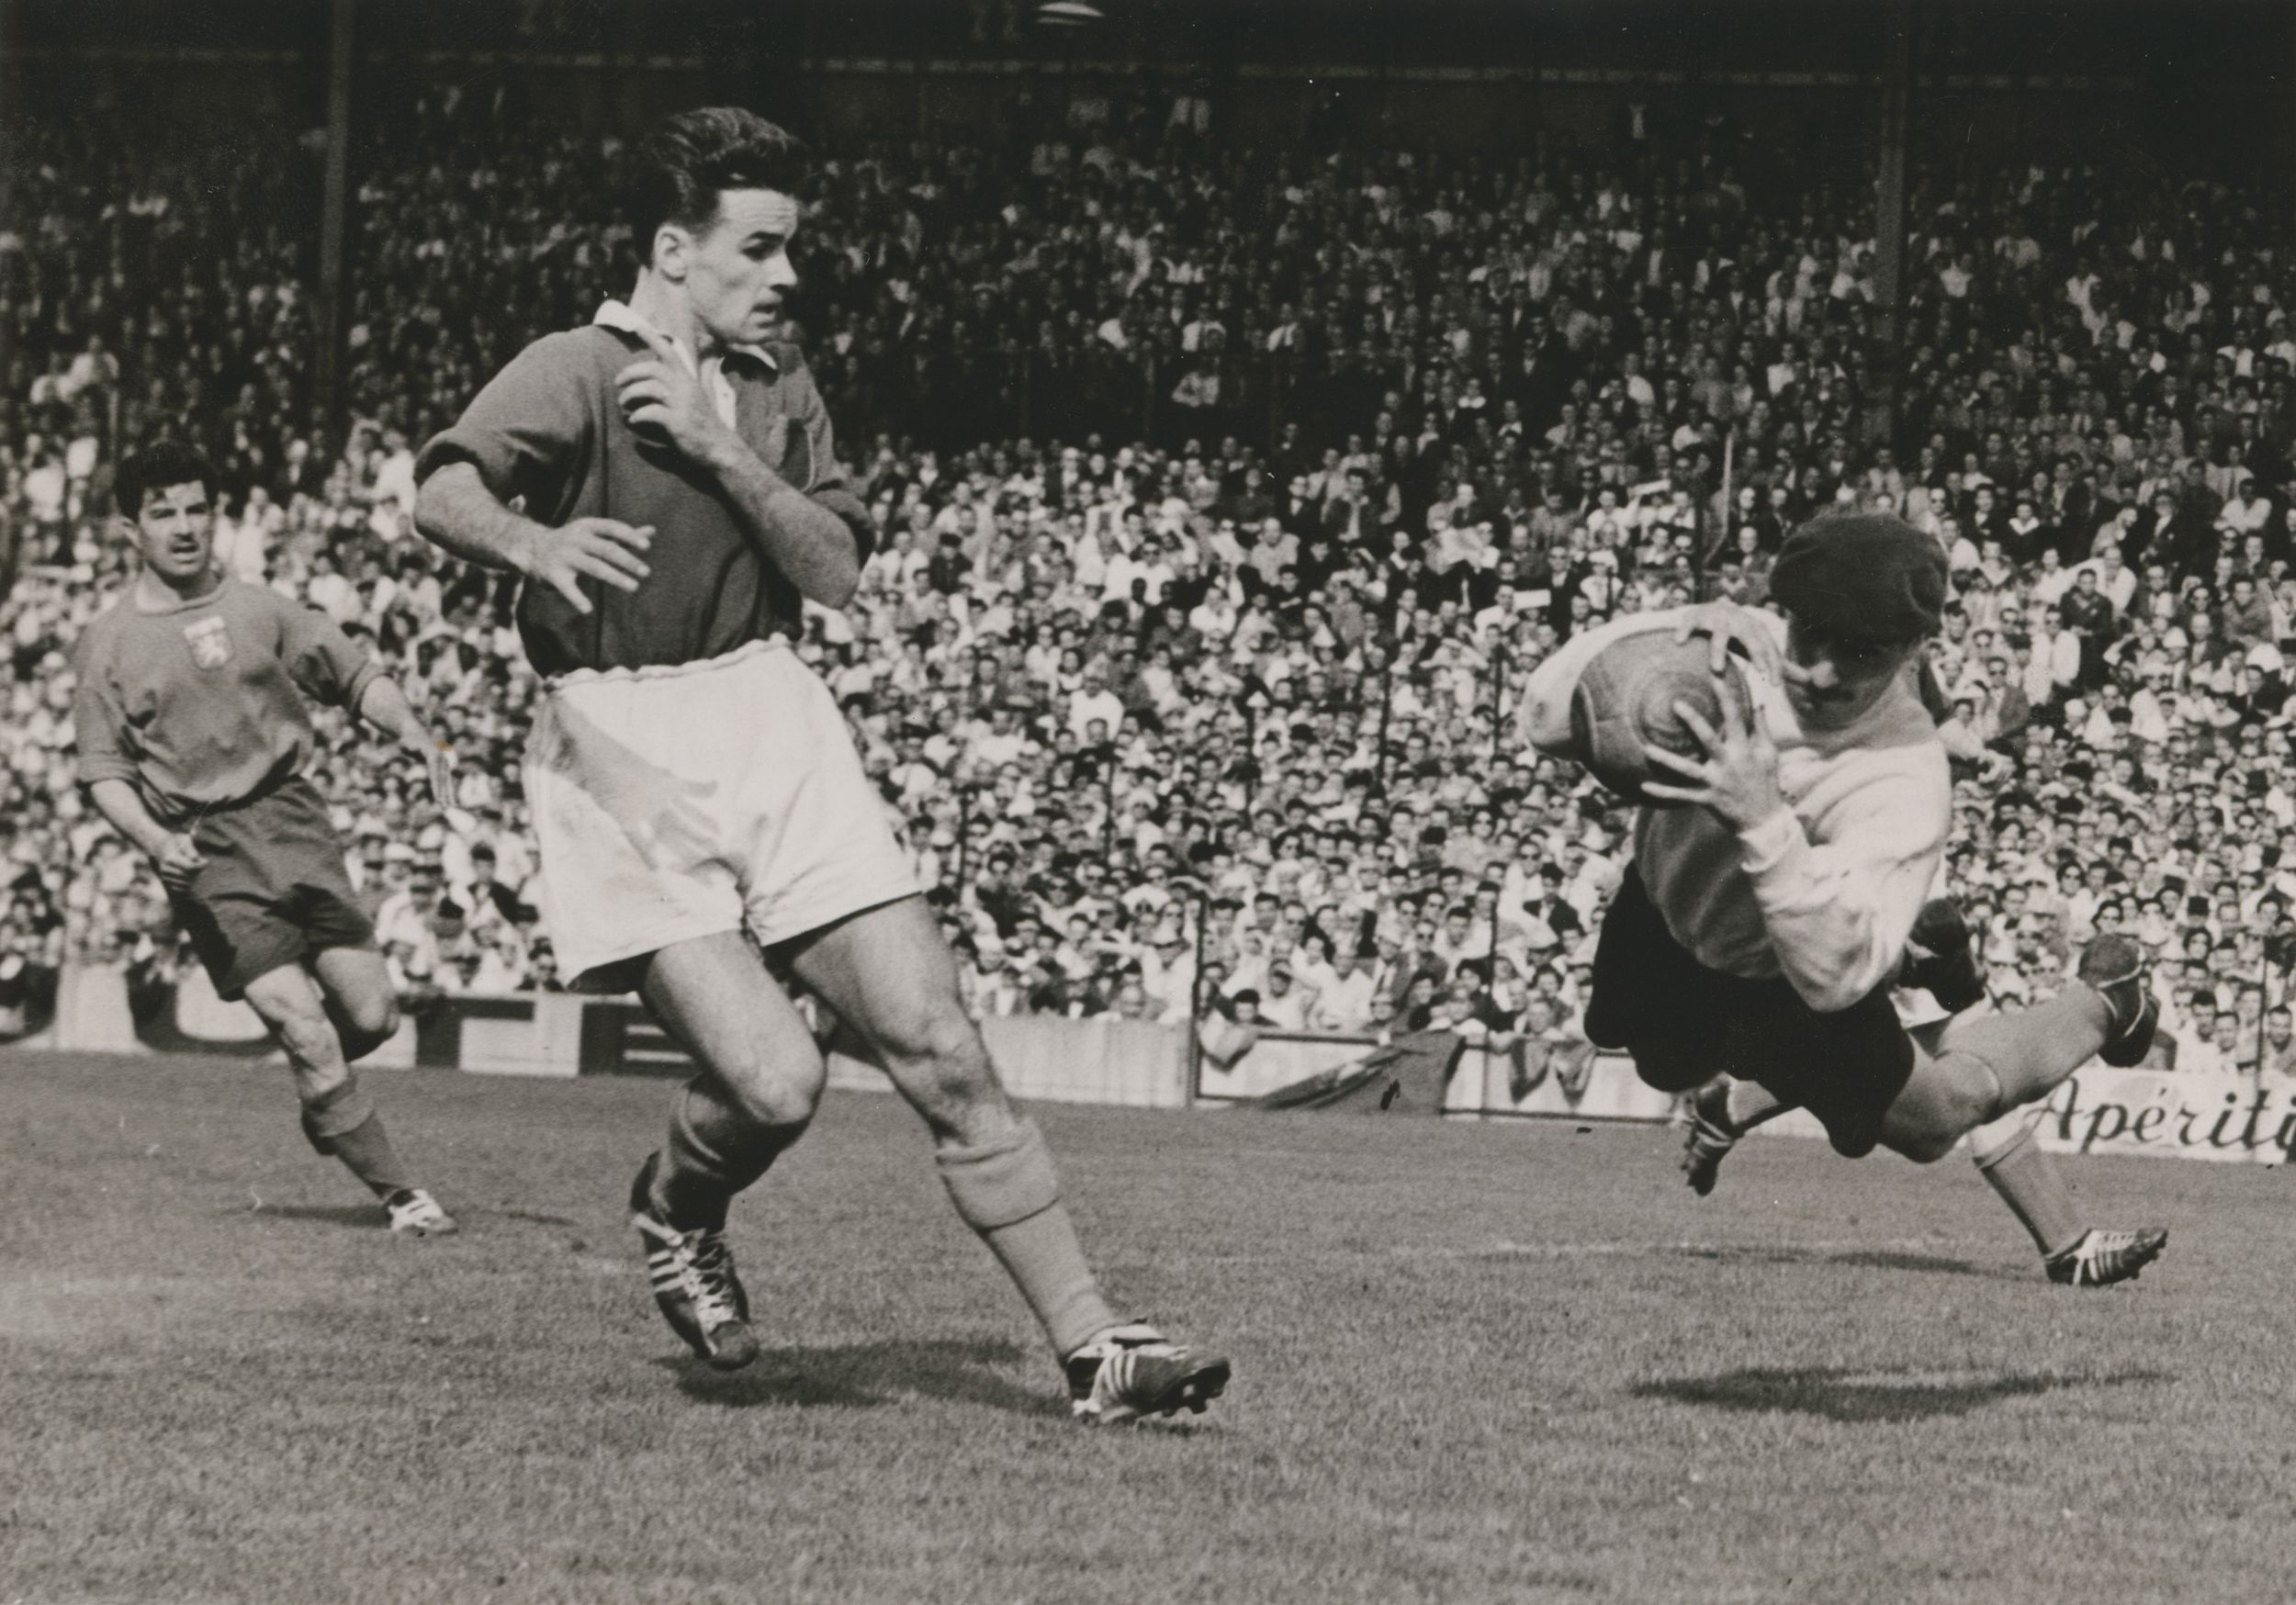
{"left": 662, "top": 1337, "right": 1068, "bottom": 1418}
{"left": 248, "top": 1203, "right": 388, "bottom": 1229}
{"left": 1670, "top": 1244, "right": 2018, "bottom": 1281}
{"left": 1635, "top": 1365, "right": 2167, "bottom": 1425}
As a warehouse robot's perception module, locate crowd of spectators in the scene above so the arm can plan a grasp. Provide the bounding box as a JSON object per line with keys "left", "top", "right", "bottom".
{"left": 8, "top": 82, "right": 2296, "bottom": 1076}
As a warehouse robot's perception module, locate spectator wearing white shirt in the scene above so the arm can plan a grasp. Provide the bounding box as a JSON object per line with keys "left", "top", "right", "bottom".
{"left": 1066, "top": 665, "right": 1125, "bottom": 742}
{"left": 1255, "top": 961, "right": 1311, "bottom": 1031}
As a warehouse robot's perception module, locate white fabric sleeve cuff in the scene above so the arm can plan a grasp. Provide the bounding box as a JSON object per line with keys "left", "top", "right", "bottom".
{"left": 1735, "top": 807, "right": 1801, "bottom": 877}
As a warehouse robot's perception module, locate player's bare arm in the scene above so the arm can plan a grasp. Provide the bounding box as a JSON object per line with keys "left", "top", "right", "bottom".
{"left": 85, "top": 779, "right": 204, "bottom": 888}
{"left": 412, "top": 465, "right": 654, "bottom": 616}
{"left": 355, "top": 676, "right": 457, "bottom": 810}
{"left": 614, "top": 324, "right": 861, "bottom": 608}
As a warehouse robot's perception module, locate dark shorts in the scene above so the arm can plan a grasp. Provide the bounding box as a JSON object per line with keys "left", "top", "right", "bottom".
{"left": 171, "top": 778, "right": 377, "bottom": 1002}
{"left": 1586, "top": 865, "right": 1915, "bottom": 1159}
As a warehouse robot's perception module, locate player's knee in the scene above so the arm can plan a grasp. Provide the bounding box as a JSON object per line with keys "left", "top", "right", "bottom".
{"left": 891, "top": 1017, "right": 1006, "bottom": 1126}
{"left": 726, "top": 1064, "right": 826, "bottom": 1129}
{"left": 1885, "top": 1128, "right": 1961, "bottom": 1165}
{"left": 1884, "top": 1097, "right": 1986, "bottom": 1163}
{"left": 879, "top": 1004, "right": 990, "bottom": 1081}
{"left": 705, "top": 1042, "right": 826, "bottom": 1128}
{"left": 336, "top": 997, "right": 399, "bottom": 1061}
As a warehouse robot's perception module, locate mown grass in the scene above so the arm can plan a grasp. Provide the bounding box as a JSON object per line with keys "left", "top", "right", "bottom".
{"left": 4, "top": 1050, "right": 2287, "bottom": 1604}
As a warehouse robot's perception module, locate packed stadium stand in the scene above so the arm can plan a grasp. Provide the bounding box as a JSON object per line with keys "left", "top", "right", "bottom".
{"left": 6, "top": 0, "right": 2296, "bottom": 1077}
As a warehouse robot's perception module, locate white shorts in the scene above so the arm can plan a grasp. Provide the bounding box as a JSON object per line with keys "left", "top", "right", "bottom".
{"left": 524, "top": 637, "right": 920, "bottom": 987}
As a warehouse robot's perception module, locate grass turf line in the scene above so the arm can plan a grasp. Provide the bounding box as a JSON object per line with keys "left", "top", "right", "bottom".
{"left": 2, "top": 1049, "right": 2287, "bottom": 1605}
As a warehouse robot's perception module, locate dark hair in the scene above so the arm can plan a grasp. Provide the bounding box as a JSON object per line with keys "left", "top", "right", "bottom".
{"left": 625, "top": 107, "right": 807, "bottom": 266}
{"left": 116, "top": 440, "right": 219, "bottom": 518}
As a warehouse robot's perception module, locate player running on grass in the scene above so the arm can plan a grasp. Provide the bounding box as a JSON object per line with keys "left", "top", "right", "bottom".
{"left": 1516, "top": 513, "right": 2165, "bottom": 1278}
{"left": 413, "top": 107, "right": 1225, "bottom": 1422}
{"left": 72, "top": 442, "right": 457, "bottom": 1237}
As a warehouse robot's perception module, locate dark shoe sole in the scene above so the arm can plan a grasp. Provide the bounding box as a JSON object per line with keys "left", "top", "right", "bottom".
{"left": 2099, "top": 994, "right": 2161, "bottom": 1067}
{"left": 1915, "top": 955, "right": 1986, "bottom": 1015}
{"left": 1904, "top": 901, "right": 1986, "bottom": 1014}
{"left": 1680, "top": 1083, "right": 1738, "bottom": 1197}
{"left": 649, "top": 1292, "right": 760, "bottom": 1370}
{"left": 1146, "top": 1354, "right": 1231, "bottom": 1418}
{"left": 700, "top": 1318, "right": 760, "bottom": 1371}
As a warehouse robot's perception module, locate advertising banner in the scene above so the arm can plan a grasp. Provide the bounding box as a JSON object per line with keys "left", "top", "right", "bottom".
{"left": 2035, "top": 1066, "right": 2296, "bottom": 1164}
{"left": 18, "top": 963, "right": 2288, "bottom": 1164}
{"left": 1766, "top": 1065, "right": 2296, "bottom": 1165}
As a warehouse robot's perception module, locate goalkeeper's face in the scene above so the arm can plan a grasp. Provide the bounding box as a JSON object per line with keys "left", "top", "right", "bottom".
{"left": 677, "top": 185, "right": 800, "bottom": 354}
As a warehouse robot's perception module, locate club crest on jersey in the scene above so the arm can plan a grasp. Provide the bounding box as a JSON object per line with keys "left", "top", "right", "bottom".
{"left": 184, "top": 615, "right": 232, "bottom": 670}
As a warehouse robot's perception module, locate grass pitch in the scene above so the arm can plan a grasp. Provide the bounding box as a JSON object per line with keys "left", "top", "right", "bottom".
{"left": 4, "top": 1050, "right": 2290, "bottom": 1604}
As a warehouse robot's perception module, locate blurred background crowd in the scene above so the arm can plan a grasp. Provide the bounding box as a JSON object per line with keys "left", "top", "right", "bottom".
{"left": 6, "top": 6, "right": 2296, "bottom": 1074}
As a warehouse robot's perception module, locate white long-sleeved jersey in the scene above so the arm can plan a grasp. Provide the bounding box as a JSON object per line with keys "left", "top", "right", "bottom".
{"left": 1520, "top": 606, "right": 1950, "bottom": 1014}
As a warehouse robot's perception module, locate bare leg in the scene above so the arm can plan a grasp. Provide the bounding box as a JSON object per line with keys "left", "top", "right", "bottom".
{"left": 784, "top": 897, "right": 1119, "bottom": 1359}
{"left": 1879, "top": 982, "right": 2113, "bottom": 1162}
{"left": 310, "top": 946, "right": 399, "bottom": 1063}
{"left": 636, "top": 930, "right": 827, "bottom": 1229}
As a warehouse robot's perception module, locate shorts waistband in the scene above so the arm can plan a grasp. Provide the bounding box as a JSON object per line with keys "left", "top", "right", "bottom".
{"left": 544, "top": 634, "right": 790, "bottom": 693}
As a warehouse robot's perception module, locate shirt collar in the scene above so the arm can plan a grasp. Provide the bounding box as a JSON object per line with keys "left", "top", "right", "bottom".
{"left": 592, "top": 299, "right": 777, "bottom": 376}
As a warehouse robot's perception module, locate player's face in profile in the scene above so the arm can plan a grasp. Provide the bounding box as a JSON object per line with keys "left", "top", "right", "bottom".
{"left": 680, "top": 186, "right": 800, "bottom": 351}
{"left": 1782, "top": 613, "right": 1916, "bottom": 731}
{"left": 132, "top": 479, "right": 217, "bottom": 588}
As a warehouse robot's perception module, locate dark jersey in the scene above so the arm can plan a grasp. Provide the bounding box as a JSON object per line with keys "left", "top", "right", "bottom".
{"left": 414, "top": 318, "right": 876, "bottom": 679}
{"left": 72, "top": 578, "right": 379, "bottom": 826}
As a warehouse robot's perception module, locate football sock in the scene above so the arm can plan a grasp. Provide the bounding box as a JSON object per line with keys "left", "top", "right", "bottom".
{"left": 332, "top": 1115, "right": 418, "bottom": 1200}
{"left": 1932, "top": 982, "right": 2112, "bottom": 1117}
{"left": 1723, "top": 1079, "right": 1790, "bottom": 1132}
{"left": 300, "top": 1076, "right": 416, "bottom": 1198}
{"left": 651, "top": 1077, "right": 810, "bottom": 1233}
{"left": 1969, "top": 1109, "right": 2083, "bottom": 1259}
{"left": 936, "top": 1117, "right": 1117, "bottom": 1359}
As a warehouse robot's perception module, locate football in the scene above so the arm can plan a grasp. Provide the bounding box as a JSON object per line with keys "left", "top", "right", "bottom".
{"left": 1568, "top": 630, "right": 1753, "bottom": 806}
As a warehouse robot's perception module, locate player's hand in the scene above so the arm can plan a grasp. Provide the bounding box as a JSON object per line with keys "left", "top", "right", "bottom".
{"left": 1641, "top": 669, "right": 1787, "bottom": 833}
{"left": 1671, "top": 599, "right": 1788, "bottom": 686}
{"left": 616, "top": 327, "right": 741, "bottom": 467}
{"left": 153, "top": 832, "right": 206, "bottom": 890}
{"left": 518, "top": 517, "right": 654, "bottom": 614}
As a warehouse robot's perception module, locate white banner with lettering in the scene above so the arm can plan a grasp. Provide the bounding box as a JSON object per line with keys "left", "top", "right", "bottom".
{"left": 1769, "top": 1065, "right": 2296, "bottom": 1165}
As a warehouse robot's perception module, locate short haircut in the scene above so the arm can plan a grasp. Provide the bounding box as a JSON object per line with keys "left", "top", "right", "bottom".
{"left": 116, "top": 440, "right": 219, "bottom": 518}
{"left": 625, "top": 107, "right": 808, "bottom": 266}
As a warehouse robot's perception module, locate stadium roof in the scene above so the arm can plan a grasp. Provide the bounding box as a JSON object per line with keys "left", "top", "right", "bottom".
{"left": 6, "top": 0, "right": 2291, "bottom": 87}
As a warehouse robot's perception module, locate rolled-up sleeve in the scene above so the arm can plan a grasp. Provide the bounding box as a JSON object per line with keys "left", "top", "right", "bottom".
{"left": 276, "top": 594, "right": 381, "bottom": 712}
{"left": 1735, "top": 754, "right": 1950, "bottom": 1013}
{"left": 414, "top": 331, "right": 592, "bottom": 513}
{"left": 776, "top": 354, "right": 878, "bottom": 567}
{"left": 69, "top": 634, "right": 139, "bottom": 791}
